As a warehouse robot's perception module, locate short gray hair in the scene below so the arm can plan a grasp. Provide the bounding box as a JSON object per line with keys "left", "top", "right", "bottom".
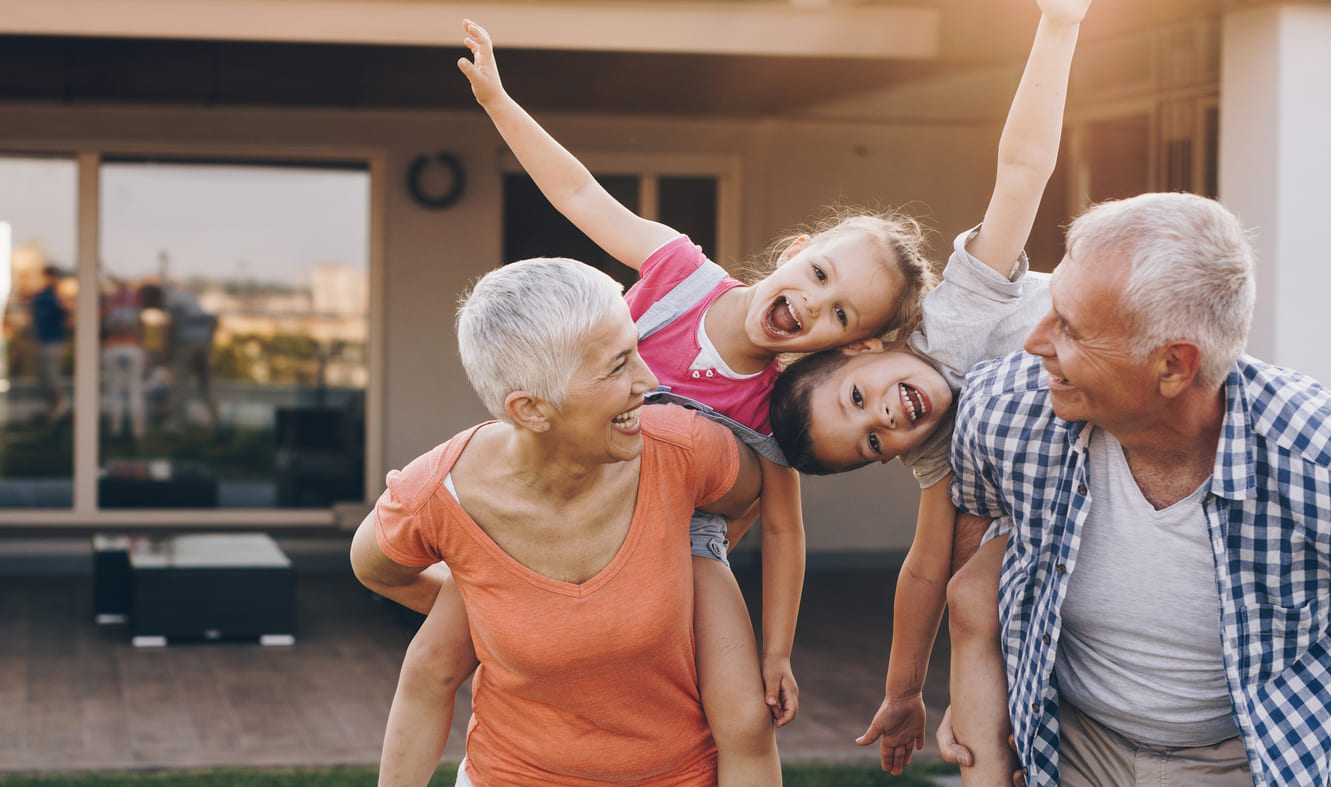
{"left": 456, "top": 258, "right": 626, "bottom": 421}
{"left": 1066, "top": 193, "right": 1255, "bottom": 387}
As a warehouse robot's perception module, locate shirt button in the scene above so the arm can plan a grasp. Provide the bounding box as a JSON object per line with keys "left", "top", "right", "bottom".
{"left": 1077, "top": 484, "right": 1087, "bottom": 495}
{"left": 1031, "top": 702, "right": 1040, "bottom": 714}
{"left": 692, "top": 371, "right": 701, "bottom": 378}
{"left": 1042, "top": 634, "right": 1051, "bottom": 645}
{"left": 705, "top": 370, "right": 714, "bottom": 377}
{"left": 1055, "top": 564, "right": 1067, "bottom": 575}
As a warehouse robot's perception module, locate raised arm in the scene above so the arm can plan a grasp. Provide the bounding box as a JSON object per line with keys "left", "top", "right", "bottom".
{"left": 755, "top": 461, "right": 806, "bottom": 726}
{"left": 967, "top": 0, "right": 1090, "bottom": 274}
{"left": 458, "top": 20, "right": 677, "bottom": 268}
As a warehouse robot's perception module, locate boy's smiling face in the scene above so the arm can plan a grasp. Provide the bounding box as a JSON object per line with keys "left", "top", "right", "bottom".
{"left": 806, "top": 343, "right": 953, "bottom": 471}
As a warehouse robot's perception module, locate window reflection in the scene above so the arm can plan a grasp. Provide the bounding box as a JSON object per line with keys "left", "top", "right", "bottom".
{"left": 99, "top": 160, "right": 369, "bottom": 509}
{"left": 0, "top": 156, "right": 77, "bottom": 508}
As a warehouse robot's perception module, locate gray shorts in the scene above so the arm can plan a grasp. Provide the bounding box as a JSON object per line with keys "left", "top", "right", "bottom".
{"left": 690, "top": 510, "right": 730, "bottom": 567}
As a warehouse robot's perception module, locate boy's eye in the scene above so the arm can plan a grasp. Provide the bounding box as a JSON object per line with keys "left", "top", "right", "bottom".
{"left": 868, "top": 432, "right": 881, "bottom": 454}
{"left": 835, "top": 306, "right": 847, "bottom": 327}
{"left": 851, "top": 385, "right": 863, "bottom": 408}
{"left": 813, "top": 265, "right": 827, "bottom": 283}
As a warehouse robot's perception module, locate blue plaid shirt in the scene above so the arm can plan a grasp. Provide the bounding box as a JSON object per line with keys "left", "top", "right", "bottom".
{"left": 951, "top": 351, "right": 1331, "bottom": 787}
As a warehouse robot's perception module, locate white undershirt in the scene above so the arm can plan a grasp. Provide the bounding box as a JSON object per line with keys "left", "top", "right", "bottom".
{"left": 689, "top": 309, "right": 760, "bottom": 379}
{"left": 1054, "top": 428, "right": 1238, "bottom": 747}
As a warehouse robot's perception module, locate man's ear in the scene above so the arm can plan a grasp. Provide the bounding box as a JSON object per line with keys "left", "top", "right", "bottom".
{"left": 504, "top": 390, "right": 553, "bottom": 432}
{"left": 778, "top": 235, "right": 811, "bottom": 264}
{"left": 838, "top": 337, "right": 887, "bottom": 355}
{"left": 1157, "top": 341, "right": 1203, "bottom": 398}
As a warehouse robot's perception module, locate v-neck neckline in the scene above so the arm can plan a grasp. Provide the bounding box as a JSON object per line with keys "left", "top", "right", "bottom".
{"left": 439, "top": 423, "right": 649, "bottom": 598}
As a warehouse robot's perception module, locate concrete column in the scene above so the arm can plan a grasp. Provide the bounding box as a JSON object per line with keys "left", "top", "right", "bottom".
{"left": 1220, "top": 4, "right": 1331, "bottom": 385}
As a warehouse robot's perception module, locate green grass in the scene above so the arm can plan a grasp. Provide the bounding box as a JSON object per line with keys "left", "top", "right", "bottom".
{"left": 0, "top": 762, "right": 959, "bottom": 786}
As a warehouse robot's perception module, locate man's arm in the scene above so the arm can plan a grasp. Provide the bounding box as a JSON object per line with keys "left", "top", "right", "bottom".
{"left": 458, "top": 20, "right": 677, "bottom": 268}
{"left": 952, "top": 513, "right": 995, "bottom": 575}
{"left": 967, "top": 0, "right": 1089, "bottom": 276}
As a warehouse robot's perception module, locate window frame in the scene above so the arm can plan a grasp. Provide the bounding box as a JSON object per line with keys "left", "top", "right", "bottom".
{"left": 0, "top": 141, "right": 385, "bottom": 527}
{"left": 498, "top": 151, "right": 743, "bottom": 268}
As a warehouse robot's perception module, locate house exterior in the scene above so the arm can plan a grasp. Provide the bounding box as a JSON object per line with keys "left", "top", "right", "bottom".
{"left": 0, "top": 0, "right": 1325, "bottom": 560}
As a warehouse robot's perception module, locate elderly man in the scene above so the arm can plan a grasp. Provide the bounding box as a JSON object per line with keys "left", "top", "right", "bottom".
{"left": 942, "top": 192, "right": 1331, "bottom": 786}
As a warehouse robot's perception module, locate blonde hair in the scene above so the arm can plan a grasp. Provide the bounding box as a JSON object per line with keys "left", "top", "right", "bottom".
{"left": 741, "top": 207, "right": 938, "bottom": 344}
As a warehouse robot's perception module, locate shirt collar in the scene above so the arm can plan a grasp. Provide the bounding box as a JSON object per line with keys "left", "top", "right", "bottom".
{"left": 1210, "top": 360, "right": 1256, "bottom": 500}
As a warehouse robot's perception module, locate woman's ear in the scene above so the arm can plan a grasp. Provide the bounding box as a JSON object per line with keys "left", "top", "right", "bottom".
{"left": 505, "top": 390, "right": 553, "bottom": 432}
{"left": 778, "top": 235, "right": 811, "bottom": 264}
{"left": 838, "top": 337, "right": 887, "bottom": 355}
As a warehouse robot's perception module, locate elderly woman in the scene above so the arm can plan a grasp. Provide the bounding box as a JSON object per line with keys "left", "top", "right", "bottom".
{"left": 351, "top": 257, "right": 762, "bottom": 786}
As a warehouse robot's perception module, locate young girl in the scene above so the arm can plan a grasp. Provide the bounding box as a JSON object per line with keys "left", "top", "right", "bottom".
{"left": 375, "top": 20, "right": 938, "bottom": 786}
{"left": 768, "top": 0, "right": 1090, "bottom": 783}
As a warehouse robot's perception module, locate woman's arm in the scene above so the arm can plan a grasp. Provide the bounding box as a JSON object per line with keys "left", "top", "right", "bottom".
{"left": 856, "top": 478, "right": 956, "bottom": 774}
{"left": 967, "top": 0, "right": 1090, "bottom": 275}
{"left": 350, "top": 513, "right": 450, "bottom": 615}
{"left": 458, "top": 20, "right": 677, "bottom": 269}
{"left": 698, "top": 435, "right": 764, "bottom": 521}
{"left": 756, "top": 461, "right": 805, "bottom": 726}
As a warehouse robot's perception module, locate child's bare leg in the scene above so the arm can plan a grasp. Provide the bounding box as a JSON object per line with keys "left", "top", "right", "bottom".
{"left": 946, "top": 535, "right": 1018, "bottom": 787}
{"left": 694, "top": 556, "right": 782, "bottom": 787}
{"left": 380, "top": 571, "right": 479, "bottom": 787}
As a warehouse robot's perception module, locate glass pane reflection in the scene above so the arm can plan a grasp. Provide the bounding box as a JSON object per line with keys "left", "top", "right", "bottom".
{"left": 0, "top": 156, "right": 77, "bottom": 508}
{"left": 99, "top": 160, "right": 370, "bottom": 509}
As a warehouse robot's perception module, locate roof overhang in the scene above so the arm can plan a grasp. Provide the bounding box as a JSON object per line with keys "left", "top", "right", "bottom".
{"left": 2, "top": 0, "right": 940, "bottom": 59}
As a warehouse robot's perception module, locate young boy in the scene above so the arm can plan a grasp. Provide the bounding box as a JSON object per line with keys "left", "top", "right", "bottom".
{"left": 770, "top": 0, "right": 1090, "bottom": 782}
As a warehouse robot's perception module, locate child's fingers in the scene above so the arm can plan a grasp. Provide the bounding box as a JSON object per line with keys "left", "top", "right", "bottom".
{"left": 888, "top": 744, "right": 909, "bottom": 776}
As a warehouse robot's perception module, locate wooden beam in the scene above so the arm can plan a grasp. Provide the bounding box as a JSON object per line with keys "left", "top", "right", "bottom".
{"left": 2, "top": 0, "right": 939, "bottom": 59}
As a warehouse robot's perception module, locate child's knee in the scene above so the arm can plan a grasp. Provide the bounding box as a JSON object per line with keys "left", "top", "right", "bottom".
{"left": 708, "top": 696, "right": 775, "bottom": 757}
{"left": 946, "top": 561, "right": 1000, "bottom": 642}
{"left": 403, "top": 627, "right": 475, "bottom": 691}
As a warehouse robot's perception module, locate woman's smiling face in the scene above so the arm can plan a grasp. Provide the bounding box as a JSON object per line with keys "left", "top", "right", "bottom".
{"left": 805, "top": 346, "right": 952, "bottom": 471}
{"left": 551, "top": 299, "right": 659, "bottom": 464}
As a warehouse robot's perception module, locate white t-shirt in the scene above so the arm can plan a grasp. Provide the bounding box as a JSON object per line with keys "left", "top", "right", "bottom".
{"left": 1054, "top": 428, "right": 1238, "bottom": 747}
{"left": 899, "top": 225, "right": 1052, "bottom": 487}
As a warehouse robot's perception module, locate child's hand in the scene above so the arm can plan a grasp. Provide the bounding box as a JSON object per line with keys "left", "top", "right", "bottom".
{"left": 1037, "top": 0, "right": 1091, "bottom": 25}
{"left": 856, "top": 693, "right": 927, "bottom": 775}
{"left": 457, "top": 19, "right": 505, "bottom": 106}
{"left": 762, "top": 654, "right": 800, "bottom": 727}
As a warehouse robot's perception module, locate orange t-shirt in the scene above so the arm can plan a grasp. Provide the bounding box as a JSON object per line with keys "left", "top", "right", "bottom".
{"left": 374, "top": 405, "right": 738, "bottom": 786}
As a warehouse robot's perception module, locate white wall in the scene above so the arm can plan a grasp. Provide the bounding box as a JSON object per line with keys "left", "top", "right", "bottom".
{"left": 0, "top": 101, "right": 998, "bottom": 551}
{"left": 1221, "top": 4, "right": 1331, "bottom": 386}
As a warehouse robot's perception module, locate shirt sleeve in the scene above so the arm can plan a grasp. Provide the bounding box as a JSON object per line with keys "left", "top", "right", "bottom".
{"left": 907, "top": 224, "right": 1036, "bottom": 391}
{"left": 624, "top": 235, "right": 702, "bottom": 321}
{"left": 373, "top": 446, "right": 450, "bottom": 568}
{"left": 948, "top": 384, "right": 1011, "bottom": 522}
{"left": 898, "top": 409, "right": 956, "bottom": 489}
{"left": 688, "top": 411, "right": 742, "bottom": 509}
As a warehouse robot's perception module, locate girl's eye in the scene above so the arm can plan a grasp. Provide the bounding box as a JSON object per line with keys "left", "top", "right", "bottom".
{"left": 835, "top": 306, "right": 847, "bottom": 327}
{"left": 813, "top": 265, "right": 827, "bottom": 283}
{"left": 868, "top": 433, "right": 881, "bottom": 454}
{"left": 851, "top": 386, "right": 863, "bottom": 408}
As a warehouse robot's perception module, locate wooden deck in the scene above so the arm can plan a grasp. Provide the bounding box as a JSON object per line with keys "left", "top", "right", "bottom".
{"left": 0, "top": 562, "right": 952, "bottom": 774}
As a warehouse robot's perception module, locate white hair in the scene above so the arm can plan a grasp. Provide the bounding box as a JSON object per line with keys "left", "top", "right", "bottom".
{"left": 456, "top": 258, "right": 626, "bottom": 422}
{"left": 1066, "top": 192, "right": 1255, "bottom": 387}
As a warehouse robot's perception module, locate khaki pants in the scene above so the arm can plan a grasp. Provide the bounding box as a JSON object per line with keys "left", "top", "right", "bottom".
{"left": 1059, "top": 702, "right": 1252, "bottom": 786}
